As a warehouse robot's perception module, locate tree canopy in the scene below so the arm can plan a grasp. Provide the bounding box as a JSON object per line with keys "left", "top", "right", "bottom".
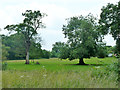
{"left": 4, "top": 10, "right": 47, "bottom": 64}
{"left": 51, "top": 42, "right": 70, "bottom": 59}
{"left": 99, "top": 1, "right": 120, "bottom": 55}
{"left": 1, "top": 33, "right": 50, "bottom": 60}
{"left": 62, "top": 14, "right": 103, "bottom": 65}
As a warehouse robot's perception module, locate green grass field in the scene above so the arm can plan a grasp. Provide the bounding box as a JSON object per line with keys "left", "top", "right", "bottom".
{"left": 2, "top": 57, "right": 118, "bottom": 88}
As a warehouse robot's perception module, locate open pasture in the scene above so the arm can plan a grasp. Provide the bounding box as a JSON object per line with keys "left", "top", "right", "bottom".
{"left": 2, "top": 57, "right": 118, "bottom": 88}
{"left": 5, "top": 57, "right": 117, "bottom": 71}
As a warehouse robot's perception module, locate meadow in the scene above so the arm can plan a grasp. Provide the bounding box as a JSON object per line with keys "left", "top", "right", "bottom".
{"left": 2, "top": 57, "right": 118, "bottom": 88}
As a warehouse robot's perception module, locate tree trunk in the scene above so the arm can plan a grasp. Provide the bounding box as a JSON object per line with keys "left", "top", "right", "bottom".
{"left": 25, "top": 51, "right": 29, "bottom": 64}
{"left": 25, "top": 38, "right": 30, "bottom": 64}
{"left": 78, "top": 58, "right": 86, "bottom": 65}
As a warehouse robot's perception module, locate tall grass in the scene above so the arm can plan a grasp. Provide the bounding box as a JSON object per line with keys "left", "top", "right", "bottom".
{"left": 2, "top": 69, "right": 117, "bottom": 88}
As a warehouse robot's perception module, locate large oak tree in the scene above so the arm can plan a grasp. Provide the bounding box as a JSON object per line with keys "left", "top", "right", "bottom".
{"left": 62, "top": 14, "right": 102, "bottom": 65}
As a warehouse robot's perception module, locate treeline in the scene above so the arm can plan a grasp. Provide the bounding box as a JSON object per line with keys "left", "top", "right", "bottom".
{"left": 1, "top": 32, "right": 117, "bottom": 61}
{"left": 51, "top": 42, "right": 118, "bottom": 59}
{"left": 1, "top": 33, "right": 50, "bottom": 60}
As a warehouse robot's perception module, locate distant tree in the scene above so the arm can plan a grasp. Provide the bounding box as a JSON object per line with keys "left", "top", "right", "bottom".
{"left": 2, "top": 44, "right": 10, "bottom": 60}
{"left": 51, "top": 42, "right": 68, "bottom": 58}
{"left": 2, "top": 34, "right": 26, "bottom": 60}
{"left": 29, "top": 37, "right": 43, "bottom": 59}
{"left": 2, "top": 34, "right": 43, "bottom": 60}
{"left": 99, "top": 1, "right": 120, "bottom": 55}
{"left": 4, "top": 10, "right": 47, "bottom": 64}
{"left": 112, "top": 45, "right": 120, "bottom": 57}
{"left": 106, "top": 46, "right": 115, "bottom": 54}
{"left": 11, "top": 33, "right": 26, "bottom": 59}
{"left": 42, "top": 50, "right": 50, "bottom": 59}
{"left": 62, "top": 14, "right": 102, "bottom": 65}
{"left": 97, "top": 43, "right": 107, "bottom": 58}
{"left": 50, "top": 51, "right": 57, "bottom": 58}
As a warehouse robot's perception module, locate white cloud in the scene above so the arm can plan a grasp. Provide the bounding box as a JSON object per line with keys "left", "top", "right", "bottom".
{"left": 0, "top": 0, "right": 118, "bottom": 50}
{"left": 104, "top": 35, "right": 116, "bottom": 46}
{"left": 39, "top": 29, "right": 67, "bottom": 51}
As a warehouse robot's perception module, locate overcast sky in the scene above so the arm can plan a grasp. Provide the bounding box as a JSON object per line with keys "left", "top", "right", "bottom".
{"left": 0, "top": 0, "right": 118, "bottom": 51}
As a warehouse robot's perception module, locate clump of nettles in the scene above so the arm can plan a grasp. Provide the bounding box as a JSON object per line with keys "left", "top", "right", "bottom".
{"left": 2, "top": 62, "right": 8, "bottom": 70}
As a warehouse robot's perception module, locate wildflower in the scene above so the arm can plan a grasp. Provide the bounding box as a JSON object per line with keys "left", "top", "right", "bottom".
{"left": 95, "top": 66, "right": 100, "bottom": 68}
{"left": 20, "top": 75, "right": 24, "bottom": 78}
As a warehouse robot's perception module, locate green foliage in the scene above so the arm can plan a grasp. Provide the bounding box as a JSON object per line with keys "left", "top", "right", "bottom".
{"left": 29, "top": 37, "right": 43, "bottom": 59}
{"left": 1, "top": 34, "right": 46, "bottom": 60}
{"left": 99, "top": 1, "right": 120, "bottom": 54}
{"left": 2, "top": 34, "right": 26, "bottom": 60}
{"left": 50, "top": 51, "right": 57, "bottom": 58}
{"left": 97, "top": 43, "right": 108, "bottom": 58}
{"left": 62, "top": 14, "right": 103, "bottom": 64}
{"left": 113, "top": 46, "right": 120, "bottom": 58}
{"left": 51, "top": 42, "right": 68, "bottom": 58}
{"left": 99, "top": 1, "right": 120, "bottom": 40}
{"left": 116, "top": 38, "right": 120, "bottom": 56}
{"left": 51, "top": 42, "right": 71, "bottom": 59}
{"left": 4, "top": 10, "right": 47, "bottom": 63}
{"left": 59, "top": 44, "right": 70, "bottom": 59}
{"left": 106, "top": 46, "right": 114, "bottom": 54}
{"left": 42, "top": 50, "right": 50, "bottom": 59}
{"left": 5, "top": 10, "right": 47, "bottom": 36}
{"left": 2, "top": 44, "right": 10, "bottom": 60}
